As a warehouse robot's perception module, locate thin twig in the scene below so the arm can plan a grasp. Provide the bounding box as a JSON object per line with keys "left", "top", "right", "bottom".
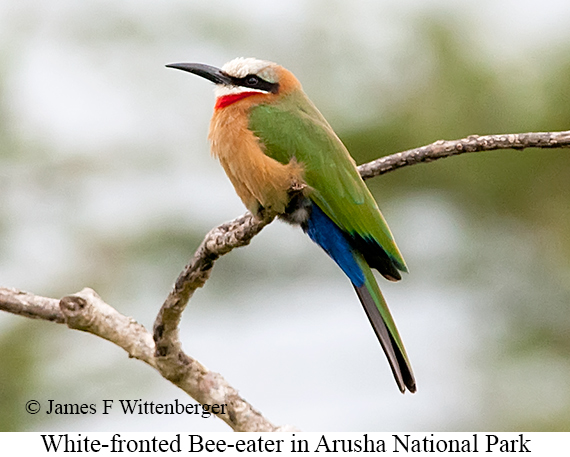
{"left": 358, "top": 130, "right": 570, "bottom": 179}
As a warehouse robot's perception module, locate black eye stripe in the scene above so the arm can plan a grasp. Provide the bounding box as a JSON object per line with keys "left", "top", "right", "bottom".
{"left": 230, "top": 74, "right": 279, "bottom": 94}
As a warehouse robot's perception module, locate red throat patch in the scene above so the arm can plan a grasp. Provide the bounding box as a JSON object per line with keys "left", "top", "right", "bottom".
{"left": 215, "top": 92, "right": 259, "bottom": 110}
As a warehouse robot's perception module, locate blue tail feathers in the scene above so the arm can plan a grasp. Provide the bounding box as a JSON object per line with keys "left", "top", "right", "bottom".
{"left": 304, "top": 204, "right": 365, "bottom": 287}
{"left": 304, "top": 203, "right": 416, "bottom": 393}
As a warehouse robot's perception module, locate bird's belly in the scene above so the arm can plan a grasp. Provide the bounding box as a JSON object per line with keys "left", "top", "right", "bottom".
{"left": 279, "top": 192, "right": 312, "bottom": 226}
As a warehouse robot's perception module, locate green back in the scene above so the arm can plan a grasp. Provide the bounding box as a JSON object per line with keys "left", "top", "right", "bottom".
{"left": 248, "top": 90, "right": 407, "bottom": 271}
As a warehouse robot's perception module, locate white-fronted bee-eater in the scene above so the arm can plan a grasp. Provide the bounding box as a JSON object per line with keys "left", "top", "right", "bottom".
{"left": 167, "top": 57, "right": 416, "bottom": 393}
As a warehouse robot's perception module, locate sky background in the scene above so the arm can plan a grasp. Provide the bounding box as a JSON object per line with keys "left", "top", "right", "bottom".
{"left": 1, "top": 0, "right": 570, "bottom": 432}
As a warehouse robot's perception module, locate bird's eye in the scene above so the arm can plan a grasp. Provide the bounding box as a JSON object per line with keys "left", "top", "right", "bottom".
{"left": 246, "top": 75, "right": 259, "bottom": 86}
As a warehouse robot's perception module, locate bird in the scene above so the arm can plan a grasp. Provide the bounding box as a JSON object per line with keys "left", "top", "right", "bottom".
{"left": 167, "top": 57, "right": 416, "bottom": 393}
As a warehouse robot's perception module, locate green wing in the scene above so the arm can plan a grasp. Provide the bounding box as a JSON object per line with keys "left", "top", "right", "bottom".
{"left": 248, "top": 90, "right": 407, "bottom": 273}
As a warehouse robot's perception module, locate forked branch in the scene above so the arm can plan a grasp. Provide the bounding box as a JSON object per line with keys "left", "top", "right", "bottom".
{"left": 1, "top": 129, "right": 569, "bottom": 431}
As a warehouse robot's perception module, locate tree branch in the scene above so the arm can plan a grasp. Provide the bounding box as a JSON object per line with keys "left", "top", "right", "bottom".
{"left": 0, "top": 286, "right": 285, "bottom": 431}
{"left": 358, "top": 130, "right": 570, "bottom": 179}
{"left": 1, "top": 129, "right": 569, "bottom": 431}
{"left": 0, "top": 287, "right": 64, "bottom": 323}
{"left": 153, "top": 211, "right": 273, "bottom": 360}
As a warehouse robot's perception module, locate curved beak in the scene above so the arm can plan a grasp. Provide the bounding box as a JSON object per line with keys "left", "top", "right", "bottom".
{"left": 166, "top": 63, "right": 232, "bottom": 85}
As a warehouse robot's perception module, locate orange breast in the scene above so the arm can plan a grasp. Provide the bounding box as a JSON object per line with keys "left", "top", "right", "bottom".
{"left": 208, "top": 99, "right": 305, "bottom": 215}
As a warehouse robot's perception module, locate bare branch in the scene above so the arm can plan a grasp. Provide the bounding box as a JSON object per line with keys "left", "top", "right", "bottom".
{"left": 0, "top": 286, "right": 284, "bottom": 431}
{"left": 358, "top": 130, "right": 570, "bottom": 179}
{"left": 0, "top": 287, "right": 64, "bottom": 323}
{"left": 60, "top": 288, "right": 156, "bottom": 365}
{"left": 150, "top": 211, "right": 280, "bottom": 431}
{"left": 2, "top": 129, "right": 569, "bottom": 432}
{"left": 153, "top": 211, "right": 273, "bottom": 360}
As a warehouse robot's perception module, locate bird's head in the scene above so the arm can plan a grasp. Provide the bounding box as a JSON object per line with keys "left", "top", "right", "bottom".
{"left": 166, "top": 57, "right": 300, "bottom": 109}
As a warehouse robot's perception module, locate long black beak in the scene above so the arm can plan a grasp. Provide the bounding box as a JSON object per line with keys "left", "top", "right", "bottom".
{"left": 166, "top": 63, "right": 233, "bottom": 85}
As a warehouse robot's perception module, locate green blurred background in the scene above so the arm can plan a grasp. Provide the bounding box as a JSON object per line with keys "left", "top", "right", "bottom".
{"left": 1, "top": 0, "right": 569, "bottom": 431}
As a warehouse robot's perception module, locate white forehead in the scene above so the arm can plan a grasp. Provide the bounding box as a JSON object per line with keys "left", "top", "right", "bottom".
{"left": 221, "top": 57, "right": 278, "bottom": 83}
